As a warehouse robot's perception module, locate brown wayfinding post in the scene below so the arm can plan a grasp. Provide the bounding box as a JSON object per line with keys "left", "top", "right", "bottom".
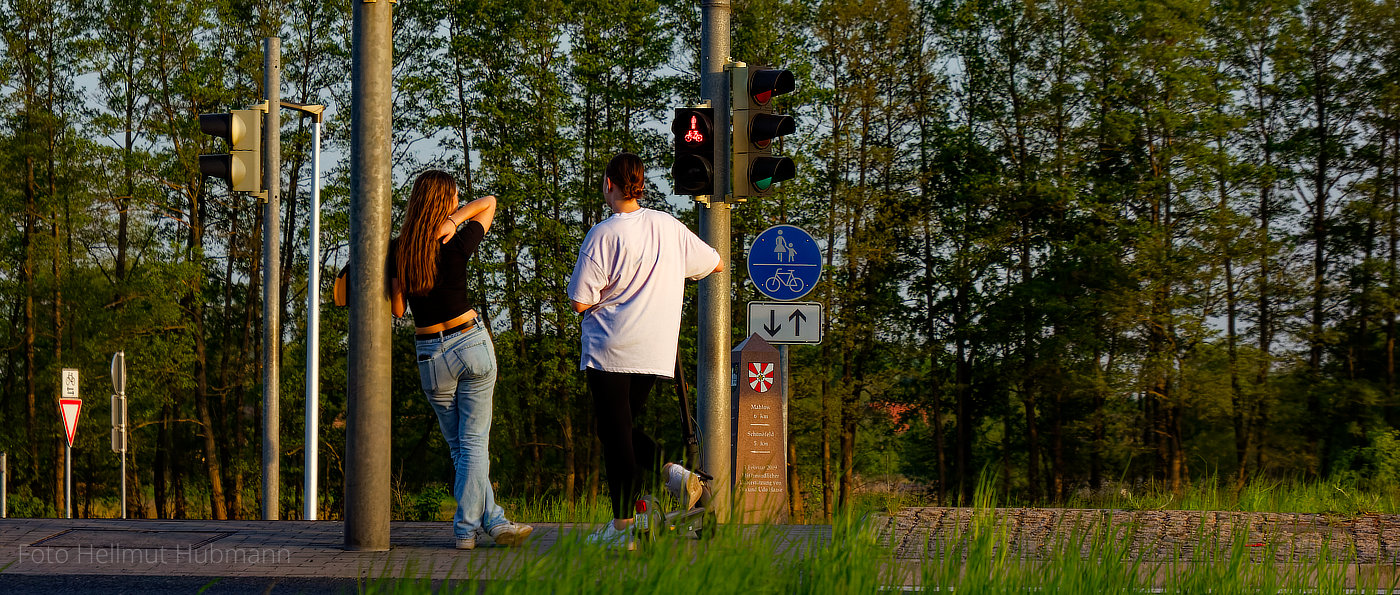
{"left": 731, "top": 334, "right": 788, "bottom": 523}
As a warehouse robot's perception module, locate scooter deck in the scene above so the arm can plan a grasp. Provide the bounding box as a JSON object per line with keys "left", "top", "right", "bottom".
{"left": 635, "top": 494, "right": 716, "bottom": 542}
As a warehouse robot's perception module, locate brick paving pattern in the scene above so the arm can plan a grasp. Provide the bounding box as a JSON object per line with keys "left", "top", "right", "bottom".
{"left": 0, "top": 519, "right": 585, "bottom": 581}
{"left": 883, "top": 507, "right": 1400, "bottom": 564}
{"left": 3, "top": 509, "right": 1394, "bottom": 588}
{"left": 0, "top": 519, "right": 832, "bottom": 584}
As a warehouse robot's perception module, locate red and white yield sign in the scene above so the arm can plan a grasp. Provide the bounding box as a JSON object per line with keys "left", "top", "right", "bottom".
{"left": 748, "top": 362, "right": 775, "bottom": 393}
{"left": 59, "top": 367, "right": 81, "bottom": 447}
{"left": 59, "top": 398, "right": 82, "bottom": 447}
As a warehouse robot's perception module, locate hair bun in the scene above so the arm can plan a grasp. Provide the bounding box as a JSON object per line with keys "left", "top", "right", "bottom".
{"left": 606, "top": 153, "right": 647, "bottom": 203}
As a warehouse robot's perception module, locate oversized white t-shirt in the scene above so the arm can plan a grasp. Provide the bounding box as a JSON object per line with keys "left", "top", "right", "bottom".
{"left": 567, "top": 208, "right": 721, "bottom": 377}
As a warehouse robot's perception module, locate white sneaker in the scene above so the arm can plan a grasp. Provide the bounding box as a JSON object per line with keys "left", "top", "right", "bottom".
{"left": 488, "top": 521, "right": 534, "bottom": 547}
{"left": 665, "top": 463, "right": 703, "bottom": 510}
{"left": 585, "top": 520, "right": 635, "bottom": 551}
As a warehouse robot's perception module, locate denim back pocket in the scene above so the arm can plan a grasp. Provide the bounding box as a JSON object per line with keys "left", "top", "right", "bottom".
{"left": 416, "top": 346, "right": 455, "bottom": 397}
{"left": 455, "top": 337, "right": 495, "bottom": 379}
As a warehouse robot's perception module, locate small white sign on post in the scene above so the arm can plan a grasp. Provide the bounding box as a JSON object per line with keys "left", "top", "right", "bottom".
{"left": 747, "top": 301, "right": 823, "bottom": 345}
{"left": 61, "top": 368, "right": 79, "bottom": 400}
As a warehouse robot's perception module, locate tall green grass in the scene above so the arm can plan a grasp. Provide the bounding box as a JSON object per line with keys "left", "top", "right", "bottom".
{"left": 359, "top": 515, "right": 891, "bottom": 594}
{"left": 1061, "top": 475, "right": 1400, "bottom": 516}
{"left": 361, "top": 478, "right": 1400, "bottom": 594}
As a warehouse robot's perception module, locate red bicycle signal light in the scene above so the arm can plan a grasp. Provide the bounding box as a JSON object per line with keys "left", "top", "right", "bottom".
{"left": 672, "top": 109, "right": 713, "bottom": 146}
{"left": 671, "top": 107, "right": 715, "bottom": 196}
{"left": 683, "top": 116, "right": 705, "bottom": 144}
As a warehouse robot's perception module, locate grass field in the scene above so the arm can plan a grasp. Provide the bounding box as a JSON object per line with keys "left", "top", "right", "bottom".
{"left": 363, "top": 477, "right": 1400, "bottom": 594}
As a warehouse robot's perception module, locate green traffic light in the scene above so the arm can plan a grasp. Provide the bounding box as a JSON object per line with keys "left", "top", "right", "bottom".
{"left": 749, "top": 156, "right": 794, "bottom": 193}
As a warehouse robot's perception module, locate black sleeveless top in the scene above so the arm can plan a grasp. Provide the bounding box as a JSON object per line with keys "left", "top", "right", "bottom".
{"left": 388, "top": 220, "right": 486, "bottom": 328}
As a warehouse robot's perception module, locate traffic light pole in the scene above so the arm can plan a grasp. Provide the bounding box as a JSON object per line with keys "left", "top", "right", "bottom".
{"left": 698, "top": 0, "right": 732, "bottom": 521}
{"left": 262, "top": 36, "right": 282, "bottom": 522}
{"left": 345, "top": 0, "right": 393, "bottom": 551}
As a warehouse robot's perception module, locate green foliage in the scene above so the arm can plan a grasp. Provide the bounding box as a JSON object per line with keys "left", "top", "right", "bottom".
{"left": 358, "top": 485, "right": 1400, "bottom": 593}
{"left": 5, "top": 487, "right": 57, "bottom": 519}
{"left": 393, "top": 483, "right": 453, "bottom": 522}
{"left": 1334, "top": 430, "right": 1400, "bottom": 488}
{"left": 10, "top": 0, "right": 1400, "bottom": 520}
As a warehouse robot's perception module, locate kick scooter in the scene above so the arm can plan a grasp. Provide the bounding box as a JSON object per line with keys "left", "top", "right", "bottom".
{"left": 633, "top": 353, "right": 718, "bottom": 543}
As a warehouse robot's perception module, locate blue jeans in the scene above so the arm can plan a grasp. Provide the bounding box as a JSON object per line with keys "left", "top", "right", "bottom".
{"left": 415, "top": 324, "right": 506, "bottom": 538}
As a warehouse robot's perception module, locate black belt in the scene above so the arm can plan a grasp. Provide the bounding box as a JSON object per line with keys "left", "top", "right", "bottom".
{"left": 415, "top": 317, "right": 479, "bottom": 341}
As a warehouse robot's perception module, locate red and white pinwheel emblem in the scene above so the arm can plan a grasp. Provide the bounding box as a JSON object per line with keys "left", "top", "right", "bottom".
{"left": 748, "top": 362, "right": 775, "bottom": 393}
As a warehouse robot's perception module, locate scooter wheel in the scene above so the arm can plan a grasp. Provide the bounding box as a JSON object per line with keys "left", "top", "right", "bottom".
{"left": 634, "top": 495, "right": 665, "bottom": 546}
{"left": 699, "top": 510, "right": 717, "bottom": 540}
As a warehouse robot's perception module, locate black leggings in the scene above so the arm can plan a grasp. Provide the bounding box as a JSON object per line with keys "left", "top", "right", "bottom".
{"left": 587, "top": 367, "right": 666, "bottom": 520}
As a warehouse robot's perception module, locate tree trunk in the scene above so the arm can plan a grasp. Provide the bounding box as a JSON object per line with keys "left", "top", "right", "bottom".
{"left": 1389, "top": 128, "right": 1399, "bottom": 429}
{"left": 1223, "top": 165, "right": 1248, "bottom": 491}
{"left": 821, "top": 374, "right": 833, "bottom": 518}
{"left": 54, "top": 439, "right": 63, "bottom": 517}
{"left": 788, "top": 427, "right": 803, "bottom": 522}
{"left": 1307, "top": 28, "right": 1330, "bottom": 476}
{"left": 156, "top": 404, "right": 170, "bottom": 518}
{"left": 1052, "top": 380, "right": 1064, "bottom": 502}
{"left": 172, "top": 426, "right": 187, "bottom": 519}
{"left": 563, "top": 396, "right": 575, "bottom": 502}
{"left": 23, "top": 155, "right": 37, "bottom": 495}
{"left": 955, "top": 282, "right": 973, "bottom": 504}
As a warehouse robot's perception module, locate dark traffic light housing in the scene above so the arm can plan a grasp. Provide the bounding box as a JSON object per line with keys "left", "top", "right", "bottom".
{"left": 198, "top": 108, "right": 264, "bottom": 198}
{"left": 732, "top": 64, "right": 796, "bottom": 200}
{"left": 671, "top": 106, "right": 715, "bottom": 196}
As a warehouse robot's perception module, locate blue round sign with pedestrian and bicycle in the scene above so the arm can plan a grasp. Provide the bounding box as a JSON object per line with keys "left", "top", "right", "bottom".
{"left": 748, "top": 224, "right": 821, "bottom": 301}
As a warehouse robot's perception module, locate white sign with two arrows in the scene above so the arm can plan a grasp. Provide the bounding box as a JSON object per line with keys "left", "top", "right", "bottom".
{"left": 747, "top": 301, "right": 823, "bottom": 345}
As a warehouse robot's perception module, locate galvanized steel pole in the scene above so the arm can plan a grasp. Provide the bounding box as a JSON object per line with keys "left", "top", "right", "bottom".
{"left": 345, "top": 0, "right": 393, "bottom": 551}
{"left": 65, "top": 442, "right": 71, "bottom": 518}
{"left": 698, "top": 0, "right": 732, "bottom": 521}
{"left": 261, "top": 36, "right": 282, "bottom": 521}
{"left": 120, "top": 415, "right": 126, "bottom": 519}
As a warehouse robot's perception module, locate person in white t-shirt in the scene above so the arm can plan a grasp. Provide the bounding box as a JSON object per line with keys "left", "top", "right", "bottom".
{"left": 567, "top": 152, "right": 723, "bottom": 549}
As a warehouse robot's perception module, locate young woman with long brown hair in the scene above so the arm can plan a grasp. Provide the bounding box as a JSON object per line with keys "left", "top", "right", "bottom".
{"left": 567, "top": 153, "right": 724, "bottom": 549}
{"left": 390, "top": 169, "right": 531, "bottom": 550}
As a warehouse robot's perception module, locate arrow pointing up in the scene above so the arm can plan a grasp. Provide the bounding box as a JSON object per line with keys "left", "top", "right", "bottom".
{"left": 763, "top": 309, "right": 783, "bottom": 336}
{"left": 788, "top": 308, "right": 807, "bottom": 335}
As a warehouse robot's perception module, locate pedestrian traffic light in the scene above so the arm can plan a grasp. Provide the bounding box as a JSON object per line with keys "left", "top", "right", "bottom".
{"left": 732, "top": 64, "right": 796, "bottom": 200}
{"left": 671, "top": 106, "right": 715, "bottom": 196}
{"left": 198, "top": 108, "right": 263, "bottom": 197}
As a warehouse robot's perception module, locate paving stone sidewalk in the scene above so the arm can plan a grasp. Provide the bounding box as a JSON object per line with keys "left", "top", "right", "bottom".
{"left": 881, "top": 507, "right": 1400, "bottom": 564}
{"left": 0, "top": 518, "right": 584, "bottom": 584}
{"left": 6, "top": 508, "right": 1394, "bottom": 593}
{"left": 0, "top": 517, "right": 832, "bottom": 591}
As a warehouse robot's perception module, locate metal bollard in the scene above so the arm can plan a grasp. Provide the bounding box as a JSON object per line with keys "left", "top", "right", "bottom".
{"left": 2, "top": 452, "right": 7, "bottom": 519}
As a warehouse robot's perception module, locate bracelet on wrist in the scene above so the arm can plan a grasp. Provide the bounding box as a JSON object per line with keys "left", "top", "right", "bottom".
{"left": 446, "top": 214, "right": 457, "bottom": 226}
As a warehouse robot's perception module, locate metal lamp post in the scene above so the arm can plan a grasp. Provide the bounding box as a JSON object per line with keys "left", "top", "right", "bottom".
{"left": 281, "top": 100, "right": 326, "bottom": 521}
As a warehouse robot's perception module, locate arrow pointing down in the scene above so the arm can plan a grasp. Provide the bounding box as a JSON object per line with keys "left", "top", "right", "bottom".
{"left": 763, "top": 309, "right": 783, "bottom": 336}
{"left": 788, "top": 308, "right": 807, "bottom": 335}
